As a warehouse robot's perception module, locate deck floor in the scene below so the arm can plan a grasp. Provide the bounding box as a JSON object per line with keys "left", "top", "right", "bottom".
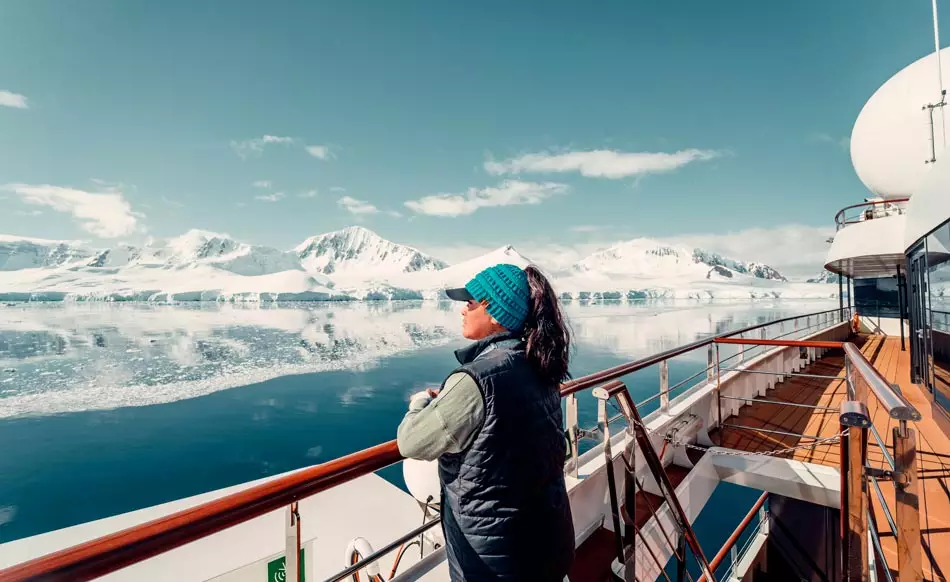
{"left": 714, "top": 335, "right": 950, "bottom": 580}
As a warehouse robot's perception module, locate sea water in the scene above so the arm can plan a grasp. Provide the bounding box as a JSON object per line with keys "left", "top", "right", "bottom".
{"left": 0, "top": 299, "right": 837, "bottom": 577}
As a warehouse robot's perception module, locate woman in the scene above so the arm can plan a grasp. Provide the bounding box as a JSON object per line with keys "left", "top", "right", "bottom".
{"left": 397, "top": 263, "right": 575, "bottom": 581}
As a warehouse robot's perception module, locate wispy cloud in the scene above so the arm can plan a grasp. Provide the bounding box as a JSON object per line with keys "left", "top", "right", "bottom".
{"left": 810, "top": 132, "right": 850, "bottom": 152}
{"left": 330, "top": 186, "right": 346, "bottom": 193}
{"left": 254, "top": 192, "right": 285, "bottom": 202}
{"left": 298, "top": 190, "right": 319, "bottom": 199}
{"left": 14, "top": 209, "right": 42, "bottom": 217}
{"left": 338, "top": 195, "right": 380, "bottom": 215}
{"left": 570, "top": 225, "right": 609, "bottom": 233}
{"left": 252, "top": 180, "right": 272, "bottom": 189}
{"left": 484, "top": 149, "right": 722, "bottom": 179}
{"left": 305, "top": 145, "right": 333, "bottom": 160}
{"left": 404, "top": 180, "right": 567, "bottom": 217}
{"left": 2, "top": 183, "right": 143, "bottom": 238}
{"left": 230, "top": 135, "right": 295, "bottom": 159}
{"left": 161, "top": 196, "right": 184, "bottom": 208}
{"left": 0, "top": 90, "right": 28, "bottom": 109}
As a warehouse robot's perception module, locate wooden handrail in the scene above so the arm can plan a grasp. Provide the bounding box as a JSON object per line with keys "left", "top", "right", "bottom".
{"left": 561, "top": 307, "right": 847, "bottom": 396}
{"left": 0, "top": 307, "right": 848, "bottom": 582}
{"left": 0, "top": 441, "right": 402, "bottom": 582}
{"left": 698, "top": 492, "right": 768, "bottom": 582}
{"left": 715, "top": 337, "right": 844, "bottom": 349}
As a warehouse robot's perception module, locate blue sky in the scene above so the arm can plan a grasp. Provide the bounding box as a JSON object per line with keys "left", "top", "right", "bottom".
{"left": 0, "top": 1, "right": 942, "bottom": 275}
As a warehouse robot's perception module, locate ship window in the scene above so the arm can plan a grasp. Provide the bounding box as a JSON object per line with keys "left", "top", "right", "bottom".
{"left": 926, "top": 223, "right": 950, "bottom": 412}
{"left": 853, "top": 277, "right": 900, "bottom": 319}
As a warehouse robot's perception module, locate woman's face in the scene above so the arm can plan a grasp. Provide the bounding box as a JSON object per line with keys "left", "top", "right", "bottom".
{"left": 461, "top": 299, "right": 505, "bottom": 340}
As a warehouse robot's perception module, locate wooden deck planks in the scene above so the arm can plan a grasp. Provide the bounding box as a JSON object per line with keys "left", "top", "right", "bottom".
{"left": 712, "top": 335, "right": 950, "bottom": 580}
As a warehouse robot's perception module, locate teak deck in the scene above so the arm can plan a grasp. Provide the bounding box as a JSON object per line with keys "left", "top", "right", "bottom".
{"left": 715, "top": 335, "right": 950, "bottom": 581}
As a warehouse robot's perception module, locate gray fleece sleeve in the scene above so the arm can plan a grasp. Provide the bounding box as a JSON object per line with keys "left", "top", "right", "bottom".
{"left": 396, "top": 372, "right": 485, "bottom": 461}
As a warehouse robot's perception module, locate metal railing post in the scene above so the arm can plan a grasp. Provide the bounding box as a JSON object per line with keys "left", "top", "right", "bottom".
{"left": 659, "top": 360, "right": 670, "bottom": 413}
{"left": 737, "top": 332, "right": 744, "bottom": 364}
{"left": 707, "top": 344, "right": 715, "bottom": 383}
{"left": 676, "top": 536, "right": 687, "bottom": 582}
{"left": 840, "top": 401, "right": 870, "bottom": 582}
{"left": 565, "top": 394, "right": 580, "bottom": 478}
{"left": 894, "top": 420, "right": 923, "bottom": 582}
{"left": 594, "top": 389, "right": 626, "bottom": 571}
{"left": 286, "top": 502, "right": 300, "bottom": 582}
{"left": 715, "top": 343, "right": 723, "bottom": 446}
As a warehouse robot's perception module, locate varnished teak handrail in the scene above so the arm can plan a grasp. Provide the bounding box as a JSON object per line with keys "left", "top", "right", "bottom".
{"left": 0, "top": 441, "right": 402, "bottom": 581}
{"left": 0, "top": 307, "right": 849, "bottom": 582}
{"left": 698, "top": 492, "right": 768, "bottom": 582}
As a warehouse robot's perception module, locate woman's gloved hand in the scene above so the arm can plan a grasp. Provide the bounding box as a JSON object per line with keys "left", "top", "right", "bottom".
{"left": 408, "top": 390, "right": 434, "bottom": 412}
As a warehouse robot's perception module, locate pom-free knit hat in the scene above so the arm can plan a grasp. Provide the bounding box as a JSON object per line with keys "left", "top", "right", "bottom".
{"left": 444, "top": 263, "right": 530, "bottom": 332}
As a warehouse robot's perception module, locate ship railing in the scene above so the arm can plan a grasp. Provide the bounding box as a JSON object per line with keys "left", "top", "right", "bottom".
{"left": 834, "top": 197, "right": 910, "bottom": 231}
{"left": 839, "top": 341, "right": 922, "bottom": 582}
{"left": 0, "top": 307, "right": 850, "bottom": 582}
{"left": 698, "top": 492, "right": 768, "bottom": 582}
{"left": 562, "top": 307, "right": 852, "bottom": 474}
{"left": 706, "top": 336, "right": 922, "bottom": 581}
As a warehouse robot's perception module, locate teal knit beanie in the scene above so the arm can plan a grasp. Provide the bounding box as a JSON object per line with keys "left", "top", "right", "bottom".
{"left": 464, "top": 263, "right": 530, "bottom": 332}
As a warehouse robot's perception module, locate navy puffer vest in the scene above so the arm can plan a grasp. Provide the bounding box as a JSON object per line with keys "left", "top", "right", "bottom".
{"left": 438, "top": 331, "right": 575, "bottom": 581}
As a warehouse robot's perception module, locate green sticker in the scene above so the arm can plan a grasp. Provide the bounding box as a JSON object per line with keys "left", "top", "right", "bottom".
{"left": 266, "top": 549, "right": 305, "bottom": 582}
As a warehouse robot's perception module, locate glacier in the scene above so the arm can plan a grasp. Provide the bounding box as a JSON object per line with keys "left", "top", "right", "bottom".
{"left": 0, "top": 228, "right": 840, "bottom": 302}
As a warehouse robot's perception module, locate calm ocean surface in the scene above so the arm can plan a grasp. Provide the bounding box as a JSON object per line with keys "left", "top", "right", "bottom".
{"left": 0, "top": 299, "right": 837, "bottom": 575}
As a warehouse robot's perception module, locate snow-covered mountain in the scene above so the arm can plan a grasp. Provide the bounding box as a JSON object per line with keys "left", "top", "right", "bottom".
{"left": 0, "top": 231, "right": 337, "bottom": 301}
{"left": 692, "top": 249, "right": 787, "bottom": 281}
{"left": 295, "top": 226, "right": 447, "bottom": 279}
{"left": 0, "top": 236, "right": 94, "bottom": 271}
{"left": 0, "top": 228, "right": 834, "bottom": 302}
{"left": 569, "top": 239, "right": 786, "bottom": 282}
{"left": 807, "top": 271, "right": 841, "bottom": 284}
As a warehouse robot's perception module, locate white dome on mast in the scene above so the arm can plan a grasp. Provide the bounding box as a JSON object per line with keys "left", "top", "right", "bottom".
{"left": 851, "top": 47, "right": 950, "bottom": 198}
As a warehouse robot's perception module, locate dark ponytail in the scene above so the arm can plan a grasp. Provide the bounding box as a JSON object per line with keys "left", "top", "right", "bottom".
{"left": 522, "top": 265, "right": 572, "bottom": 387}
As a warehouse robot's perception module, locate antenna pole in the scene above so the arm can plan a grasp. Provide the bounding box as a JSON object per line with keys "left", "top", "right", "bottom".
{"left": 934, "top": 0, "right": 947, "bottom": 147}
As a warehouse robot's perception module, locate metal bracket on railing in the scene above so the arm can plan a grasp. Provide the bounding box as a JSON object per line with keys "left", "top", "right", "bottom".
{"left": 840, "top": 401, "right": 871, "bottom": 428}
{"left": 865, "top": 466, "right": 908, "bottom": 487}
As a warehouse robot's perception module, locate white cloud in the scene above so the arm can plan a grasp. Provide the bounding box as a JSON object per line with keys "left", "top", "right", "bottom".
{"left": 252, "top": 180, "right": 272, "bottom": 189}
{"left": 305, "top": 145, "right": 333, "bottom": 160}
{"left": 2, "top": 183, "right": 142, "bottom": 238}
{"left": 338, "top": 196, "right": 380, "bottom": 215}
{"left": 330, "top": 186, "right": 346, "bottom": 193}
{"left": 0, "top": 90, "right": 28, "bottom": 109}
{"left": 230, "top": 135, "right": 295, "bottom": 159}
{"left": 14, "top": 209, "right": 42, "bottom": 217}
{"left": 298, "top": 190, "right": 319, "bottom": 198}
{"left": 404, "top": 180, "right": 568, "bottom": 217}
{"left": 570, "top": 225, "right": 609, "bottom": 233}
{"left": 161, "top": 196, "right": 184, "bottom": 208}
{"left": 810, "top": 132, "right": 850, "bottom": 152}
{"left": 485, "top": 149, "right": 722, "bottom": 179}
{"left": 254, "top": 192, "right": 285, "bottom": 202}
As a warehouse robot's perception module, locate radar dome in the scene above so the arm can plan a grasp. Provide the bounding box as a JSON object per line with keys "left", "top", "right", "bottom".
{"left": 851, "top": 48, "right": 950, "bottom": 198}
